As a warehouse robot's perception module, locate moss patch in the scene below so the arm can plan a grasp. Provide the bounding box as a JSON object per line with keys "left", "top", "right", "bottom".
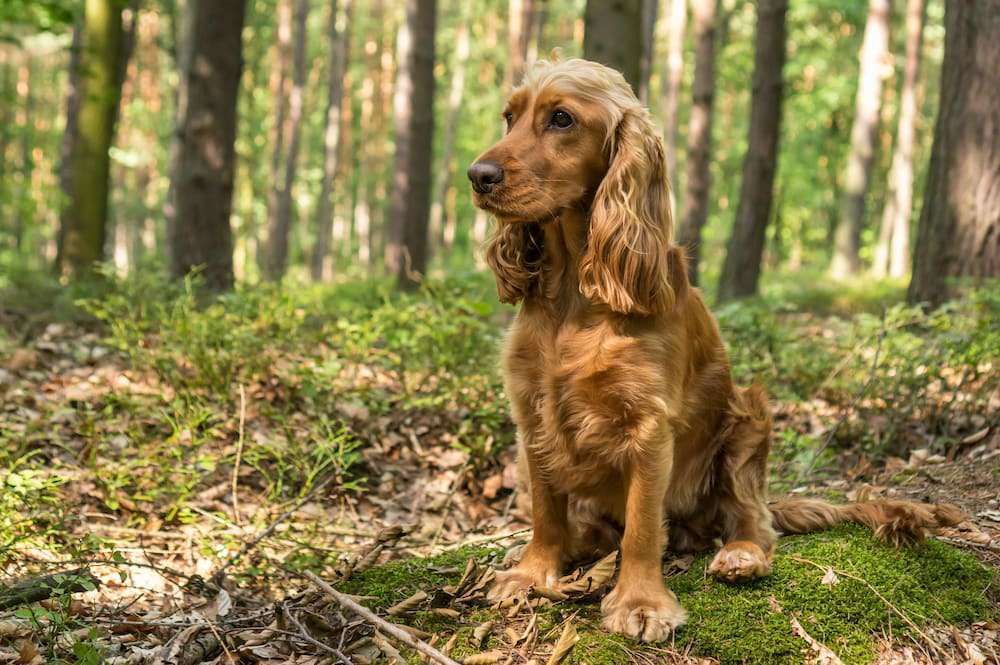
{"left": 341, "top": 527, "right": 996, "bottom": 664}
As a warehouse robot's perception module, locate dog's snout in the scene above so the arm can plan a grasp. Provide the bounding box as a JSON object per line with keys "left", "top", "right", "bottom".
{"left": 467, "top": 160, "right": 504, "bottom": 194}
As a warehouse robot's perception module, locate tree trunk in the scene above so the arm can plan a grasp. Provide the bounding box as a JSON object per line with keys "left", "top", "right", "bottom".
{"left": 264, "top": 0, "right": 309, "bottom": 280}
{"left": 430, "top": 8, "right": 470, "bottom": 256}
{"left": 637, "top": 0, "right": 658, "bottom": 105}
{"left": 675, "top": 0, "right": 715, "bottom": 286}
{"left": 386, "top": 0, "right": 436, "bottom": 290}
{"left": 873, "top": 0, "right": 925, "bottom": 279}
{"left": 58, "top": 0, "right": 124, "bottom": 279}
{"left": 583, "top": 0, "right": 643, "bottom": 93}
{"left": 831, "top": 0, "right": 891, "bottom": 278}
{"left": 311, "top": 0, "right": 353, "bottom": 282}
{"left": 716, "top": 0, "right": 787, "bottom": 302}
{"left": 660, "top": 0, "right": 686, "bottom": 191}
{"left": 505, "top": 0, "right": 534, "bottom": 90}
{"left": 56, "top": 23, "right": 83, "bottom": 266}
{"left": 167, "top": 0, "right": 248, "bottom": 292}
{"left": 907, "top": 0, "right": 1000, "bottom": 307}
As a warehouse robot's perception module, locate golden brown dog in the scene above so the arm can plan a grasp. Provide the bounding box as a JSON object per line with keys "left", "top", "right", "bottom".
{"left": 467, "top": 58, "right": 962, "bottom": 642}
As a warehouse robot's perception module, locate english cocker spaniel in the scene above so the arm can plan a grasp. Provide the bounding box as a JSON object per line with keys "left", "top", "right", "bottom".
{"left": 467, "top": 57, "right": 962, "bottom": 642}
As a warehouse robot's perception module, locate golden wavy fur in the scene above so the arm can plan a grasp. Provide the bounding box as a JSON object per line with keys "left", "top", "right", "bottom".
{"left": 469, "top": 58, "right": 962, "bottom": 643}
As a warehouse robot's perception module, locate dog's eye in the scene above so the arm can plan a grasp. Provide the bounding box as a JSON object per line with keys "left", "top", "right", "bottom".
{"left": 548, "top": 109, "right": 574, "bottom": 129}
{"left": 503, "top": 112, "right": 514, "bottom": 132}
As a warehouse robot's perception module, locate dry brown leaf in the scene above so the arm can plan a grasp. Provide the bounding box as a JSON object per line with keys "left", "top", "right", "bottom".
{"left": 790, "top": 617, "right": 843, "bottom": 665}
{"left": 532, "top": 586, "right": 568, "bottom": 602}
{"left": 559, "top": 550, "right": 617, "bottom": 595}
{"left": 463, "top": 650, "right": 504, "bottom": 665}
{"left": 961, "top": 427, "right": 990, "bottom": 445}
{"left": 431, "top": 608, "right": 461, "bottom": 619}
{"left": 820, "top": 568, "right": 840, "bottom": 587}
{"left": 354, "top": 544, "right": 384, "bottom": 574}
{"left": 545, "top": 622, "right": 579, "bottom": 665}
{"left": 387, "top": 590, "right": 428, "bottom": 616}
{"left": 372, "top": 632, "right": 405, "bottom": 664}
{"left": 442, "top": 633, "right": 459, "bottom": 657}
{"left": 473, "top": 621, "right": 495, "bottom": 646}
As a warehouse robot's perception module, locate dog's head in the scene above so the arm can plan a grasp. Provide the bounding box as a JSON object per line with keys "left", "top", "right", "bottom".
{"left": 470, "top": 58, "right": 674, "bottom": 315}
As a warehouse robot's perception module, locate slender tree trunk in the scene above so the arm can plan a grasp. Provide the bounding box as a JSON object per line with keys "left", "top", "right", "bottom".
{"left": 505, "top": 0, "right": 535, "bottom": 90}
{"left": 386, "top": 0, "right": 436, "bottom": 289}
{"left": 168, "top": 0, "right": 248, "bottom": 291}
{"left": 661, "top": 0, "right": 686, "bottom": 192}
{"left": 58, "top": 0, "right": 124, "bottom": 279}
{"left": 15, "top": 57, "right": 34, "bottom": 253}
{"left": 637, "top": 0, "right": 658, "bottom": 105}
{"left": 311, "top": 0, "right": 353, "bottom": 282}
{"left": 717, "top": 0, "right": 787, "bottom": 302}
{"left": 907, "top": 0, "right": 1000, "bottom": 307}
{"left": 831, "top": 0, "right": 891, "bottom": 278}
{"left": 676, "top": 0, "right": 716, "bottom": 286}
{"left": 264, "top": 0, "right": 309, "bottom": 280}
{"left": 430, "top": 9, "right": 470, "bottom": 256}
{"left": 56, "top": 24, "right": 83, "bottom": 266}
{"left": 0, "top": 57, "right": 11, "bottom": 237}
{"left": 873, "top": 0, "right": 925, "bottom": 279}
{"left": 583, "top": 0, "right": 643, "bottom": 92}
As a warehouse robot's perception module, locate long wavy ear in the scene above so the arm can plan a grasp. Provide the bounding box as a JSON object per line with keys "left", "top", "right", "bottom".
{"left": 484, "top": 221, "right": 544, "bottom": 305}
{"left": 579, "top": 109, "right": 674, "bottom": 315}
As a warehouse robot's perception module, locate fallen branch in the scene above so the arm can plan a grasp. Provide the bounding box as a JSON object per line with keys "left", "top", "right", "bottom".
{"left": 0, "top": 568, "right": 99, "bottom": 611}
{"left": 303, "top": 570, "right": 461, "bottom": 665}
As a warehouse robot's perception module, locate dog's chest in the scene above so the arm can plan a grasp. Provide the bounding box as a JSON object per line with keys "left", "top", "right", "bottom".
{"left": 503, "top": 315, "right": 667, "bottom": 492}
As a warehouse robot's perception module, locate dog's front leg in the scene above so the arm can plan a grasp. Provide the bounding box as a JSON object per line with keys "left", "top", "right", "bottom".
{"left": 488, "top": 444, "right": 568, "bottom": 600}
{"left": 601, "top": 441, "right": 686, "bottom": 642}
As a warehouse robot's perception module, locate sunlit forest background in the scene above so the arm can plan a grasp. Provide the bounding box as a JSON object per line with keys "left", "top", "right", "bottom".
{"left": 0, "top": 0, "right": 997, "bottom": 663}
{"left": 0, "top": 0, "right": 968, "bottom": 292}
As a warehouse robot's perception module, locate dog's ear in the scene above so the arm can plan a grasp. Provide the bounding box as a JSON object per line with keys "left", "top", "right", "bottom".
{"left": 484, "top": 221, "right": 543, "bottom": 305}
{"left": 579, "top": 109, "right": 674, "bottom": 316}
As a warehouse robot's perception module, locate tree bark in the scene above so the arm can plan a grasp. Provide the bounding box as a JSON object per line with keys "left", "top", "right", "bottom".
{"left": 430, "top": 10, "right": 470, "bottom": 256}
{"left": 505, "top": 0, "right": 535, "bottom": 90}
{"left": 873, "top": 0, "right": 925, "bottom": 279}
{"left": 263, "top": 0, "right": 309, "bottom": 280}
{"left": 311, "top": 0, "right": 353, "bottom": 282}
{"left": 907, "top": 0, "right": 1000, "bottom": 307}
{"left": 167, "top": 0, "right": 248, "bottom": 292}
{"left": 676, "top": 0, "right": 716, "bottom": 287}
{"left": 716, "top": 0, "right": 787, "bottom": 302}
{"left": 583, "top": 0, "right": 643, "bottom": 93}
{"left": 386, "top": 0, "right": 436, "bottom": 290}
{"left": 637, "top": 0, "right": 658, "bottom": 105}
{"left": 660, "top": 0, "right": 686, "bottom": 191}
{"left": 831, "top": 0, "right": 891, "bottom": 278}
{"left": 58, "top": 0, "right": 124, "bottom": 279}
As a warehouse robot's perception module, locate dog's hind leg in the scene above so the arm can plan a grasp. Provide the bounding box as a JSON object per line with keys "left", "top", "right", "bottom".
{"left": 708, "top": 385, "right": 778, "bottom": 583}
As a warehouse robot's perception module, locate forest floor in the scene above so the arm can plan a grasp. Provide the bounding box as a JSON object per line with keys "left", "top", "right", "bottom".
{"left": 0, "top": 270, "right": 997, "bottom": 664}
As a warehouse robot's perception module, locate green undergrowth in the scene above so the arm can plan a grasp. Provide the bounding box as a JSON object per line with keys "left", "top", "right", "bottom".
{"left": 342, "top": 527, "right": 997, "bottom": 665}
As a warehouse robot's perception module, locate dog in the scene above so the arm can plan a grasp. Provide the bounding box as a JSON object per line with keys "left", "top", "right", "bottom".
{"left": 467, "top": 57, "right": 962, "bottom": 642}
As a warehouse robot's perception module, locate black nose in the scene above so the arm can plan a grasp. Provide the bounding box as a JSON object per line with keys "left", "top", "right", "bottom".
{"left": 467, "top": 160, "right": 504, "bottom": 194}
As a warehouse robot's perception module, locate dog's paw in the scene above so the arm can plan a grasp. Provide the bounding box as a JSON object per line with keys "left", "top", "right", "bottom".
{"left": 487, "top": 562, "right": 559, "bottom": 602}
{"left": 708, "top": 541, "right": 771, "bottom": 583}
{"left": 600, "top": 585, "right": 686, "bottom": 642}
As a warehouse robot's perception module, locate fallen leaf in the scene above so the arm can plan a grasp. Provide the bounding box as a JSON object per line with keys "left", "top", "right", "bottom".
{"left": 463, "top": 650, "right": 504, "bottom": 665}
{"left": 545, "top": 622, "right": 579, "bottom": 665}
{"left": 387, "top": 590, "right": 428, "bottom": 616}
{"left": 821, "top": 568, "right": 840, "bottom": 587}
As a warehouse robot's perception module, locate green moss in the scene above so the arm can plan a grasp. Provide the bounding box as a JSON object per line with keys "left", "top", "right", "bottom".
{"left": 341, "top": 528, "right": 996, "bottom": 664}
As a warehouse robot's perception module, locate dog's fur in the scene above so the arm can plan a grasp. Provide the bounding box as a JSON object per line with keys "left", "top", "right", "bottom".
{"left": 469, "top": 58, "right": 962, "bottom": 642}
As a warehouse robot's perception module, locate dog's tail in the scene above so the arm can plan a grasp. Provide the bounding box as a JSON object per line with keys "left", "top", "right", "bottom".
{"left": 769, "top": 497, "right": 964, "bottom": 546}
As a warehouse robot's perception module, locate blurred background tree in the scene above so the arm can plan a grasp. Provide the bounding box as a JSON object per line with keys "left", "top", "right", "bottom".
{"left": 0, "top": 0, "right": 996, "bottom": 301}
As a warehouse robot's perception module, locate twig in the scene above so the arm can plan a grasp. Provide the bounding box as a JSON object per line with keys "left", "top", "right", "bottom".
{"left": 798, "top": 310, "right": 887, "bottom": 483}
{"left": 214, "top": 474, "right": 336, "bottom": 581}
{"left": 231, "top": 383, "right": 247, "bottom": 524}
{"left": 282, "top": 604, "right": 352, "bottom": 665}
{"left": 790, "top": 555, "right": 948, "bottom": 658}
{"left": 437, "top": 527, "right": 532, "bottom": 552}
{"left": 303, "top": 570, "right": 462, "bottom": 665}
{"left": 0, "top": 568, "right": 100, "bottom": 611}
